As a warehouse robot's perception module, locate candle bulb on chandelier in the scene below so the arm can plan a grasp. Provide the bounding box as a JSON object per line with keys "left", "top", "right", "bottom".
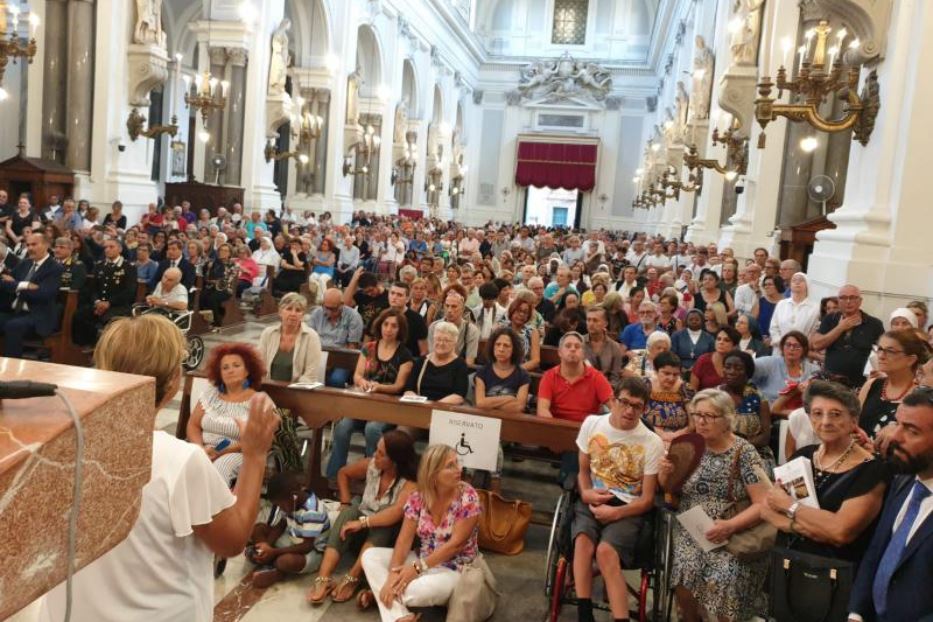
{"left": 797, "top": 45, "right": 807, "bottom": 73}
{"left": 781, "top": 37, "right": 793, "bottom": 70}
{"left": 804, "top": 28, "right": 816, "bottom": 60}
{"left": 828, "top": 46, "right": 839, "bottom": 67}
{"left": 29, "top": 12, "right": 39, "bottom": 37}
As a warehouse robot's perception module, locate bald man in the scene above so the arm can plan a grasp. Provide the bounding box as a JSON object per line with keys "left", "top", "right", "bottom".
{"left": 0, "top": 232, "right": 64, "bottom": 357}
{"left": 307, "top": 288, "right": 364, "bottom": 387}
{"left": 811, "top": 284, "right": 884, "bottom": 387}
{"left": 146, "top": 267, "right": 189, "bottom": 312}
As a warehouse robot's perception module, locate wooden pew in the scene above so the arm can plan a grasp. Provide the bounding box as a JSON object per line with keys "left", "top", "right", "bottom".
{"left": 187, "top": 275, "right": 244, "bottom": 332}
{"left": 541, "top": 345, "right": 560, "bottom": 369}
{"left": 135, "top": 282, "right": 148, "bottom": 304}
{"left": 177, "top": 370, "right": 580, "bottom": 496}
{"left": 255, "top": 265, "right": 279, "bottom": 317}
{"left": 322, "top": 346, "right": 362, "bottom": 374}
{"left": 18, "top": 290, "right": 89, "bottom": 366}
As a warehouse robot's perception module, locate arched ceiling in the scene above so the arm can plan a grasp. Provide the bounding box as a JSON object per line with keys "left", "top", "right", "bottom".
{"left": 473, "top": 0, "right": 661, "bottom": 63}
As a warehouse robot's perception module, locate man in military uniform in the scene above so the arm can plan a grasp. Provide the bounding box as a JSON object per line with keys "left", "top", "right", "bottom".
{"left": 72, "top": 238, "right": 137, "bottom": 346}
{"left": 53, "top": 237, "right": 87, "bottom": 291}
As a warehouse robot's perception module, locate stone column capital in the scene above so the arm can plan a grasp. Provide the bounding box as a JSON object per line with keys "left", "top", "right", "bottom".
{"left": 208, "top": 47, "right": 228, "bottom": 66}
{"left": 227, "top": 47, "right": 248, "bottom": 67}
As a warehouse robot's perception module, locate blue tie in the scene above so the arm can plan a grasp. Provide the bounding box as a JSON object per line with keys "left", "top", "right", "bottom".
{"left": 872, "top": 480, "right": 931, "bottom": 616}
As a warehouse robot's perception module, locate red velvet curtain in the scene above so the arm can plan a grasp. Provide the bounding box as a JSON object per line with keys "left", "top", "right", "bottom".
{"left": 515, "top": 142, "right": 598, "bottom": 191}
{"left": 398, "top": 208, "right": 424, "bottom": 220}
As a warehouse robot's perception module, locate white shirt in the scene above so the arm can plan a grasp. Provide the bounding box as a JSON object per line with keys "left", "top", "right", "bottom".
{"left": 769, "top": 296, "right": 820, "bottom": 350}
{"left": 152, "top": 282, "right": 190, "bottom": 307}
{"left": 576, "top": 416, "right": 664, "bottom": 504}
{"left": 734, "top": 283, "right": 760, "bottom": 316}
{"left": 471, "top": 302, "right": 507, "bottom": 340}
{"left": 645, "top": 254, "right": 670, "bottom": 270}
{"left": 40, "top": 432, "right": 236, "bottom": 622}
{"left": 893, "top": 476, "right": 933, "bottom": 543}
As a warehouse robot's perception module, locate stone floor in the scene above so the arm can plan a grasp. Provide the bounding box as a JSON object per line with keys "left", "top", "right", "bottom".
{"left": 11, "top": 317, "right": 640, "bottom": 622}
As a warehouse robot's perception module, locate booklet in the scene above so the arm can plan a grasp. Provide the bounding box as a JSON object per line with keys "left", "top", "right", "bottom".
{"left": 676, "top": 505, "right": 726, "bottom": 553}
{"left": 773, "top": 456, "right": 820, "bottom": 509}
{"left": 592, "top": 476, "right": 631, "bottom": 504}
{"left": 287, "top": 382, "right": 324, "bottom": 391}
{"left": 399, "top": 394, "right": 429, "bottom": 403}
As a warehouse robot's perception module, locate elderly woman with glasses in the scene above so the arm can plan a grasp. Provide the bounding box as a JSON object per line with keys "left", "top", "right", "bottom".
{"left": 858, "top": 330, "right": 929, "bottom": 439}
{"left": 659, "top": 389, "right": 770, "bottom": 622}
{"left": 623, "top": 330, "right": 672, "bottom": 382}
{"left": 762, "top": 381, "right": 889, "bottom": 571}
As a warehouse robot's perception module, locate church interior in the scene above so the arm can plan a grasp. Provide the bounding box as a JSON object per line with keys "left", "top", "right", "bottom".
{"left": 1, "top": 0, "right": 932, "bottom": 621}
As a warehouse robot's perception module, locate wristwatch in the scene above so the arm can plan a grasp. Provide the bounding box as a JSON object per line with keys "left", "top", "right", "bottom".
{"left": 785, "top": 501, "right": 801, "bottom": 520}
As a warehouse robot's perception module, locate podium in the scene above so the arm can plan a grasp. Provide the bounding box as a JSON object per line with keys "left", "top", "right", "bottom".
{"left": 0, "top": 359, "right": 155, "bottom": 619}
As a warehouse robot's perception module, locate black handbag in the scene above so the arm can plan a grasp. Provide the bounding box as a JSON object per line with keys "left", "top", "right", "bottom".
{"left": 769, "top": 546, "right": 854, "bottom": 622}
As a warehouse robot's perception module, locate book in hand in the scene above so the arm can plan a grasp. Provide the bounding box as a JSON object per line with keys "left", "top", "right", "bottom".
{"left": 773, "top": 456, "right": 820, "bottom": 509}
{"left": 287, "top": 382, "right": 324, "bottom": 391}
{"left": 676, "top": 505, "right": 726, "bottom": 553}
{"left": 399, "top": 394, "right": 429, "bottom": 403}
{"left": 592, "top": 476, "right": 630, "bottom": 504}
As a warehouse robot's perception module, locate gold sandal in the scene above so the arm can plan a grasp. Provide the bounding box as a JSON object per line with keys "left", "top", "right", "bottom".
{"left": 331, "top": 573, "right": 361, "bottom": 603}
{"left": 306, "top": 576, "right": 334, "bottom": 605}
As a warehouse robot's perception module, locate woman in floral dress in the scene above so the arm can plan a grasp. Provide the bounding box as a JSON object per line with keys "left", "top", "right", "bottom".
{"left": 659, "top": 389, "right": 771, "bottom": 622}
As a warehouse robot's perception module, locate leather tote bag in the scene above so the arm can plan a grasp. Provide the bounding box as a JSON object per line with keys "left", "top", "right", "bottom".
{"left": 476, "top": 489, "right": 532, "bottom": 556}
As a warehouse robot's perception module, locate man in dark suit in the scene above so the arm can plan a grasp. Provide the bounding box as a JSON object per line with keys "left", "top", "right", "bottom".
{"left": 0, "top": 232, "right": 64, "bottom": 357}
{"left": 849, "top": 387, "right": 933, "bottom": 622}
{"left": 153, "top": 239, "right": 195, "bottom": 289}
{"left": 72, "top": 238, "right": 137, "bottom": 346}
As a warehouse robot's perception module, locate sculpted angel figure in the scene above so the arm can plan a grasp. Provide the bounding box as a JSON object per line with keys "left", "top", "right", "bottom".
{"left": 268, "top": 18, "right": 291, "bottom": 95}
{"left": 690, "top": 35, "right": 714, "bottom": 120}
{"left": 134, "top": 0, "right": 165, "bottom": 47}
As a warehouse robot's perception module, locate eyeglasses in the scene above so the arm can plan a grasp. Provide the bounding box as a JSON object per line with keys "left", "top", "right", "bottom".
{"left": 613, "top": 397, "right": 646, "bottom": 411}
{"left": 876, "top": 346, "right": 905, "bottom": 357}
{"left": 783, "top": 342, "right": 803, "bottom": 350}
{"left": 838, "top": 295, "right": 861, "bottom": 302}
{"left": 692, "top": 412, "right": 724, "bottom": 423}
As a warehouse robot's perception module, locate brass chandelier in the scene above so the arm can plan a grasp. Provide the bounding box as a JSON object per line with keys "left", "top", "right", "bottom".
{"left": 0, "top": 1, "right": 39, "bottom": 102}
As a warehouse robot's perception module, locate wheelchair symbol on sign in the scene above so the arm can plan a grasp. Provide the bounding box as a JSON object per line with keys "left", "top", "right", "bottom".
{"left": 456, "top": 433, "right": 474, "bottom": 456}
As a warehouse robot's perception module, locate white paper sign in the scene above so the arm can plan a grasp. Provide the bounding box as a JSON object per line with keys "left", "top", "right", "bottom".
{"left": 428, "top": 410, "right": 502, "bottom": 471}
{"left": 676, "top": 505, "right": 726, "bottom": 553}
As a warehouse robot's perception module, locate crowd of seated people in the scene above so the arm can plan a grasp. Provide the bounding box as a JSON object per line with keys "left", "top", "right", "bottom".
{"left": 2, "top": 192, "right": 933, "bottom": 621}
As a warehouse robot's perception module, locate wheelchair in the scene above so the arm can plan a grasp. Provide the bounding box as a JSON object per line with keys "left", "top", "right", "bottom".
{"left": 132, "top": 305, "right": 205, "bottom": 371}
{"left": 544, "top": 477, "right": 676, "bottom": 622}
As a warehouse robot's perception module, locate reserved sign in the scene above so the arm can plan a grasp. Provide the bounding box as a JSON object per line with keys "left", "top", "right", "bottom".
{"left": 429, "top": 410, "right": 502, "bottom": 471}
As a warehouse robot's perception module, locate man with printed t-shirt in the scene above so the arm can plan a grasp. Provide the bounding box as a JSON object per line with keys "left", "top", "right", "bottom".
{"left": 572, "top": 377, "right": 663, "bottom": 622}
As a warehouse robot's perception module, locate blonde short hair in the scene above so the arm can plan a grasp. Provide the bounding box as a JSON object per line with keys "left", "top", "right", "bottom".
{"left": 417, "top": 444, "right": 456, "bottom": 508}
{"left": 433, "top": 320, "right": 460, "bottom": 341}
{"left": 278, "top": 292, "right": 308, "bottom": 313}
{"left": 94, "top": 314, "right": 187, "bottom": 406}
{"left": 690, "top": 388, "right": 737, "bottom": 428}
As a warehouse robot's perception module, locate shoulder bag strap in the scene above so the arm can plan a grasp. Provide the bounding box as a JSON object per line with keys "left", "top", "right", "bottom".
{"left": 416, "top": 357, "right": 429, "bottom": 395}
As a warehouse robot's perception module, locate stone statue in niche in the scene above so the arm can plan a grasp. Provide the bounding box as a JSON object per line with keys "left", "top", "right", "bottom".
{"left": 515, "top": 52, "right": 612, "bottom": 105}
{"left": 730, "top": 0, "right": 765, "bottom": 66}
{"left": 690, "top": 35, "right": 714, "bottom": 120}
{"left": 394, "top": 97, "right": 409, "bottom": 144}
{"left": 268, "top": 18, "right": 291, "bottom": 96}
{"left": 346, "top": 65, "right": 362, "bottom": 125}
{"left": 675, "top": 81, "right": 690, "bottom": 133}
{"left": 134, "top": 0, "right": 165, "bottom": 47}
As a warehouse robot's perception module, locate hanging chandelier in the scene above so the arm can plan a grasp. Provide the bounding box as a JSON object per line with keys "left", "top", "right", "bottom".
{"left": 0, "top": 1, "right": 39, "bottom": 102}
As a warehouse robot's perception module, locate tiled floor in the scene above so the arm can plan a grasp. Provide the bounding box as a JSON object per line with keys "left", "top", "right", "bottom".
{"left": 9, "top": 317, "right": 661, "bottom": 622}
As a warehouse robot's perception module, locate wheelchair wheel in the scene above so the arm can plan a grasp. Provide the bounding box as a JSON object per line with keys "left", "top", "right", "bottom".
{"left": 545, "top": 490, "right": 573, "bottom": 596}
{"left": 183, "top": 335, "right": 205, "bottom": 371}
{"left": 638, "top": 569, "right": 650, "bottom": 622}
{"left": 549, "top": 556, "right": 569, "bottom": 622}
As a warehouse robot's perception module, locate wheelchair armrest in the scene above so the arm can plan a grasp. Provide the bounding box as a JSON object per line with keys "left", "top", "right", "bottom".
{"left": 561, "top": 473, "right": 577, "bottom": 492}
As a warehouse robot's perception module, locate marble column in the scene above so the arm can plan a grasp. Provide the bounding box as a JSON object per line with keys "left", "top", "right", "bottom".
{"left": 202, "top": 47, "right": 227, "bottom": 184}
{"left": 64, "top": 0, "right": 95, "bottom": 172}
{"left": 225, "top": 47, "right": 248, "bottom": 187}
{"left": 310, "top": 90, "right": 330, "bottom": 195}
{"left": 807, "top": 1, "right": 933, "bottom": 315}
{"left": 41, "top": 0, "right": 68, "bottom": 163}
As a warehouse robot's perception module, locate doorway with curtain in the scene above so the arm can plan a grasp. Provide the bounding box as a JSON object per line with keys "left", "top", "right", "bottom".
{"left": 523, "top": 186, "right": 582, "bottom": 228}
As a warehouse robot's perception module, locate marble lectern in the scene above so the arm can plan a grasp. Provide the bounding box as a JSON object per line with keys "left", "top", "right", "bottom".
{"left": 0, "top": 358, "right": 155, "bottom": 619}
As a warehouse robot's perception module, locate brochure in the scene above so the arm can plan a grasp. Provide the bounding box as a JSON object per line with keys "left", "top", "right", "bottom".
{"left": 287, "top": 382, "right": 324, "bottom": 391}
{"left": 773, "top": 456, "right": 820, "bottom": 509}
{"left": 676, "top": 505, "right": 726, "bottom": 552}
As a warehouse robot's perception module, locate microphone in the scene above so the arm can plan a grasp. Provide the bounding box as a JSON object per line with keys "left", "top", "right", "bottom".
{"left": 0, "top": 380, "right": 59, "bottom": 399}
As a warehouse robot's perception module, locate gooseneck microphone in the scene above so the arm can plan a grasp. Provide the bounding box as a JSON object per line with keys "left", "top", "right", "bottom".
{"left": 0, "top": 380, "right": 59, "bottom": 399}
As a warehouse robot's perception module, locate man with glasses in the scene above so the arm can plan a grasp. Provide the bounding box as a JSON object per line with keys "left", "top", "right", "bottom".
{"left": 571, "top": 377, "right": 662, "bottom": 622}
{"left": 620, "top": 300, "right": 661, "bottom": 354}
{"left": 849, "top": 387, "right": 933, "bottom": 622}
{"left": 308, "top": 287, "right": 363, "bottom": 387}
{"left": 426, "top": 290, "right": 479, "bottom": 365}
{"left": 811, "top": 284, "right": 884, "bottom": 388}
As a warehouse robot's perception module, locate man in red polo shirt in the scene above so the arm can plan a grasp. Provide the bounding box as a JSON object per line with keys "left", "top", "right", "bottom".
{"left": 538, "top": 331, "right": 614, "bottom": 421}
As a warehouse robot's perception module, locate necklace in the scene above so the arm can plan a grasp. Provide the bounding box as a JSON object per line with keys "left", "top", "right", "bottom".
{"left": 813, "top": 439, "right": 856, "bottom": 484}
{"left": 881, "top": 378, "right": 913, "bottom": 402}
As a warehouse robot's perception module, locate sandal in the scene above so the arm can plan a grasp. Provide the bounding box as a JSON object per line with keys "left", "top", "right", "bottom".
{"left": 306, "top": 576, "right": 334, "bottom": 605}
{"left": 331, "top": 574, "right": 361, "bottom": 603}
{"left": 357, "top": 588, "right": 375, "bottom": 610}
